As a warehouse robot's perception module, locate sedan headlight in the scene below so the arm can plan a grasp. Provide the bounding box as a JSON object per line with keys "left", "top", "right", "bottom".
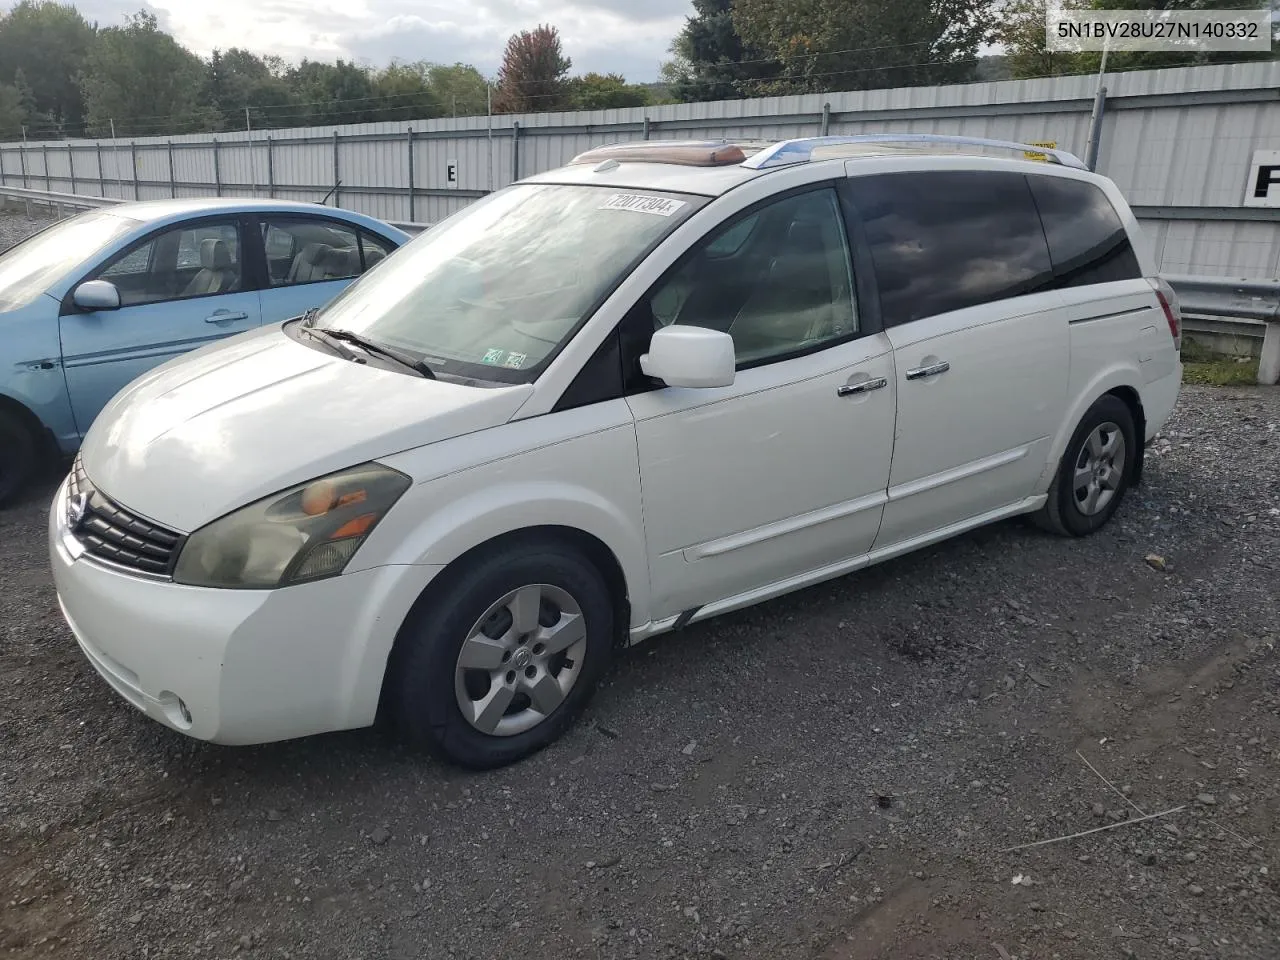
{"left": 173, "top": 463, "right": 411, "bottom": 589}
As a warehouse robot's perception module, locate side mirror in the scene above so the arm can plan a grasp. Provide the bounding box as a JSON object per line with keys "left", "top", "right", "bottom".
{"left": 72, "top": 280, "right": 121, "bottom": 311}
{"left": 639, "top": 325, "right": 736, "bottom": 389}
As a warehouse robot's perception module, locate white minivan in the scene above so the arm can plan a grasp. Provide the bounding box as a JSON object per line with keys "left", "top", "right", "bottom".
{"left": 49, "top": 135, "right": 1183, "bottom": 768}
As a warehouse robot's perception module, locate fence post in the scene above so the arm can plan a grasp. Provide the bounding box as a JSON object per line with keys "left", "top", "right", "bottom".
{"left": 406, "top": 127, "right": 415, "bottom": 221}
{"left": 0, "top": 146, "right": 6, "bottom": 186}
{"left": 821, "top": 102, "right": 831, "bottom": 136}
{"left": 19, "top": 145, "right": 28, "bottom": 189}
{"left": 266, "top": 136, "right": 274, "bottom": 198}
{"left": 642, "top": 116, "right": 651, "bottom": 140}
{"left": 42, "top": 143, "right": 50, "bottom": 191}
{"left": 167, "top": 140, "right": 176, "bottom": 197}
{"left": 332, "top": 130, "right": 340, "bottom": 206}
{"left": 1085, "top": 86, "right": 1107, "bottom": 172}
{"left": 130, "top": 141, "right": 139, "bottom": 200}
{"left": 213, "top": 138, "right": 221, "bottom": 197}
{"left": 512, "top": 121, "right": 521, "bottom": 183}
{"left": 68, "top": 143, "right": 76, "bottom": 194}
{"left": 96, "top": 141, "right": 104, "bottom": 197}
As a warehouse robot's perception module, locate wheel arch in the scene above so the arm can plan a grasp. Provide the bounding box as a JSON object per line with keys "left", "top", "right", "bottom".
{"left": 1043, "top": 368, "right": 1148, "bottom": 492}
{"left": 0, "top": 390, "right": 57, "bottom": 460}
{"left": 374, "top": 523, "right": 632, "bottom": 728}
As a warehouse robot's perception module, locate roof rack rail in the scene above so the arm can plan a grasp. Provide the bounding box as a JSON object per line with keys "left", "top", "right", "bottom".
{"left": 740, "top": 134, "right": 1089, "bottom": 171}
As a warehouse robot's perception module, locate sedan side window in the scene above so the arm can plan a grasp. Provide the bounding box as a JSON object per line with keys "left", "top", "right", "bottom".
{"left": 260, "top": 218, "right": 370, "bottom": 287}
{"left": 93, "top": 220, "right": 242, "bottom": 306}
{"left": 644, "top": 188, "right": 858, "bottom": 366}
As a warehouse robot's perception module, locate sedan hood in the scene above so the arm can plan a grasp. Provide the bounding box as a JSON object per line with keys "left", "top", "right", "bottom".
{"left": 79, "top": 326, "right": 533, "bottom": 532}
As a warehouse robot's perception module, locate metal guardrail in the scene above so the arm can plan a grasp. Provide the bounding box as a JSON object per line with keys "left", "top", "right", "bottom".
{"left": 0, "top": 184, "right": 432, "bottom": 234}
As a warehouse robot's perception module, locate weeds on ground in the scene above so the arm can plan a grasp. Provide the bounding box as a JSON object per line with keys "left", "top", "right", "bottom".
{"left": 1181, "top": 338, "right": 1260, "bottom": 386}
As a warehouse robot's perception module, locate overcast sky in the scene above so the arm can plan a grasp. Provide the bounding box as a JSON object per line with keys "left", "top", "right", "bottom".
{"left": 66, "top": 0, "right": 691, "bottom": 82}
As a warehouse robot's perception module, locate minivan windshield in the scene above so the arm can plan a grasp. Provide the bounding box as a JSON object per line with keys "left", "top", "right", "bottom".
{"left": 310, "top": 182, "right": 705, "bottom": 382}
{"left": 0, "top": 210, "right": 138, "bottom": 312}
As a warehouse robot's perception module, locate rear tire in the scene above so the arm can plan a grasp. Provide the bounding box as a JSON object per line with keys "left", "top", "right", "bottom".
{"left": 1034, "top": 394, "right": 1136, "bottom": 538}
{"left": 390, "top": 540, "right": 615, "bottom": 770}
{"left": 0, "top": 410, "right": 37, "bottom": 508}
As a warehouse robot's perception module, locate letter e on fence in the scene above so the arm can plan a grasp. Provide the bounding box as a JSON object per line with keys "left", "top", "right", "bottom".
{"left": 1244, "top": 150, "right": 1280, "bottom": 208}
{"left": 446, "top": 159, "right": 459, "bottom": 190}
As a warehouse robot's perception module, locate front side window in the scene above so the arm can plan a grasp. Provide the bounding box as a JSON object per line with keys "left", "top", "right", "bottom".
{"left": 310, "top": 183, "right": 704, "bottom": 383}
{"left": 0, "top": 210, "right": 138, "bottom": 313}
{"left": 846, "top": 170, "right": 1055, "bottom": 327}
{"left": 642, "top": 187, "right": 858, "bottom": 366}
{"left": 94, "top": 219, "right": 242, "bottom": 306}
{"left": 1027, "top": 175, "right": 1143, "bottom": 287}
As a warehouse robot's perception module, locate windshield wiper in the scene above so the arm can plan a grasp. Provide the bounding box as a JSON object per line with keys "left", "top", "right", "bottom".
{"left": 301, "top": 325, "right": 360, "bottom": 362}
{"left": 323, "top": 328, "right": 437, "bottom": 379}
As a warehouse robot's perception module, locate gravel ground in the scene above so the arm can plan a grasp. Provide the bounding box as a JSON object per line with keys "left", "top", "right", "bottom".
{"left": 3, "top": 209, "right": 1280, "bottom": 959}
{"left": 0, "top": 207, "right": 52, "bottom": 248}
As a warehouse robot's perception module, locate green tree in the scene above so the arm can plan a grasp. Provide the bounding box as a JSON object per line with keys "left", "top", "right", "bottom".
{"left": 0, "top": 83, "right": 24, "bottom": 140}
{"left": 284, "top": 59, "right": 377, "bottom": 124}
{"left": 206, "top": 47, "right": 296, "bottom": 130}
{"left": 733, "top": 0, "right": 991, "bottom": 92}
{"left": 663, "top": 0, "right": 783, "bottom": 101}
{"left": 568, "top": 72, "right": 652, "bottom": 110}
{"left": 373, "top": 60, "right": 442, "bottom": 121}
{"left": 0, "top": 0, "right": 96, "bottom": 133}
{"left": 80, "top": 11, "right": 213, "bottom": 136}
{"left": 997, "top": 0, "right": 1089, "bottom": 79}
{"left": 427, "top": 63, "right": 491, "bottom": 117}
{"left": 494, "top": 24, "right": 572, "bottom": 113}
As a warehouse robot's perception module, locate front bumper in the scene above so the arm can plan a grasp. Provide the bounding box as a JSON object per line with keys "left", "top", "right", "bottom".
{"left": 49, "top": 476, "right": 437, "bottom": 745}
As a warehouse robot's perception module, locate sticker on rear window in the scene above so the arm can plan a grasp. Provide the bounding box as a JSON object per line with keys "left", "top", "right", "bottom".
{"left": 481, "top": 348, "right": 506, "bottom": 365}
{"left": 599, "top": 194, "right": 687, "bottom": 217}
{"left": 503, "top": 352, "right": 528, "bottom": 369}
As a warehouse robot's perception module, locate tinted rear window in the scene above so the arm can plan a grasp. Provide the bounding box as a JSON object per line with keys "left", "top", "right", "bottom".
{"left": 845, "top": 170, "right": 1054, "bottom": 327}
{"left": 1027, "top": 175, "right": 1143, "bottom": 287}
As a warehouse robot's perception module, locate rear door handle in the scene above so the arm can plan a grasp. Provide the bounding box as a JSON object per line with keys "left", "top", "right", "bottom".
{"left": 205, "top": 310, "right": 249, "bottom": 324}
{"left": 905, "top": 361, "right": 950, "bottom": 380}
{"left": 837, "top": 377, "right": 888, "bottom": 397}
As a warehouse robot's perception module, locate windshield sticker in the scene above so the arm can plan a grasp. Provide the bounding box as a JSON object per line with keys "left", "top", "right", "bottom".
{"left": 503, "top": 352, "right": 528, "bottom": 369}
{"left": 481, "top": 348, "right": 506, "bottom": 365}
{"left": 599, "top": 193, "right": 687, "bottom": 217}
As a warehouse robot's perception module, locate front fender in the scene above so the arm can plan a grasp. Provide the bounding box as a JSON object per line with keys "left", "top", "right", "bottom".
{"left": 355, "top": 410, "right": 650, "bottom": 626}
{"left": 1, "top": 302, "right": 78, "bottom": 452}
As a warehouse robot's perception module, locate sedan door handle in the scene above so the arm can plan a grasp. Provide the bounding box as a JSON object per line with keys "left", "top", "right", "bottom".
{"left": 205, "top": 310, "right": 249, "bottom": 324}
{"left": 837, "top": 377, "right": 888, "bottom": 397}
{"left": 905, "top": 361, "right": 950, "bottom": 381}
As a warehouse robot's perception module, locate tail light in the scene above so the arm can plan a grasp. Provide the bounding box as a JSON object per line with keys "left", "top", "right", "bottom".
{"left": 1152, "top": 278, "right": 1182, "bottom": 350}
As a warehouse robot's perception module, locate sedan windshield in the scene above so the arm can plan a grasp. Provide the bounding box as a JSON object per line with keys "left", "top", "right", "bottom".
{"left": 0, "top": 210, "right": 138, "bottom": 312}
{"left": 311, "top": 183, "right": 704, "bottom": 382}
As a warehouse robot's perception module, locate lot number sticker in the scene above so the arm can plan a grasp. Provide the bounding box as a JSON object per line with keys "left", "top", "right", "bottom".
{"left": 600, "top": 194, "right": 687, "bottom": 217}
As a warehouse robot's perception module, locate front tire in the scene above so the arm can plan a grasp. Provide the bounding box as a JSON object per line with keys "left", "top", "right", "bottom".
{"left": 390, "top": 540, "right": 615, "bottom": 770}
{"left": 0, "top": 410, "right": 37, "bottom": 508}
{"left": 1034, "top": 394, "right": 1137, "bottom": 537}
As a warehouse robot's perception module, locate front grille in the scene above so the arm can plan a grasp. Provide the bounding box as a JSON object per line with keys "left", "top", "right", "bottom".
{"left": 68, "top": 456, "right": 184, "bottom": 577}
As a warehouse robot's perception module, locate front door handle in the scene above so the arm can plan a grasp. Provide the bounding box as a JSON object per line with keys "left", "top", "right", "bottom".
{"left": 905, "top": 361, "right": 950, "bottom": 381}
{"left": 837, "top": 377, "right": 888, "bottom": 397}
{"left": 205, "top": 310, "right": 249, "bottom": 324}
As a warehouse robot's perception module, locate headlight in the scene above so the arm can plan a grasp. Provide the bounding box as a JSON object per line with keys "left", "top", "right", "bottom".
{"left": 173, "top": 463, "right": 411, "bottom": 589}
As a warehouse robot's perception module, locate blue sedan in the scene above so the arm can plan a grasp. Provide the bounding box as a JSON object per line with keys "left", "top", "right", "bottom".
{"left": 0, "top": 198, "right": 411, "bottom": 504}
